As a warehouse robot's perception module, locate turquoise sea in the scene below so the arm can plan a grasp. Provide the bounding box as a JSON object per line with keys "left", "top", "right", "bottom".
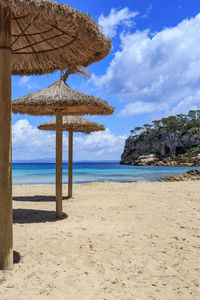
{"left": 12, "top": 162, "right": 199, "bottom": 185}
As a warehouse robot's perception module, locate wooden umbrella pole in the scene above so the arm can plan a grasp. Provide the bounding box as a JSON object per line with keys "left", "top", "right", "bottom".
{"left": 0, "top": 7, "right": 13, "bottom": 270}
{"left": 56, "top": 111, "right": 63, "bottom": 218}
{"left": 68, "top": 131, "right": 73, "bottom": 198}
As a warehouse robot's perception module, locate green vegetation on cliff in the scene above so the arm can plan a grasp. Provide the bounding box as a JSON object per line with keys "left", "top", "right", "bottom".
{"left": 130, "top": 110, "right": 200, "bottom": 136}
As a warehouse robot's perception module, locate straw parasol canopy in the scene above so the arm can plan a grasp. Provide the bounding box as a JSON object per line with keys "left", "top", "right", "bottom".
{"left": 1, "top": 0, "right": 111, "bottom": 75}
{"left": 38, "top": 116, "right": 105, "bottom": 133}
{"left": 12, "top": 80, "right": 115, "bottom": 116}
{"left": 38, "top": 116, "right": 105, "bottom": 198}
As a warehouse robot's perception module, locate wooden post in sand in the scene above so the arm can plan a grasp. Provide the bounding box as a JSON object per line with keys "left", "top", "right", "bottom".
{"left": 56, "top": 111, "right": 63, "bottom": 218}
{"left": 0, "top": 7, "right": 13, "bottom": 270}
{"left": 68, "top": 131, "right": 73, "bottom": 198}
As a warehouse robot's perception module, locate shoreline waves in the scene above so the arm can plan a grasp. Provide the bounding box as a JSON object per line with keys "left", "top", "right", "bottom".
{"left": 12, "top": 162, "right": 200, "bottom": 185}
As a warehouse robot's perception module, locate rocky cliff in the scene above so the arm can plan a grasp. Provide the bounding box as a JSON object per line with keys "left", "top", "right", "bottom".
{"left": 120, "top": 113, "right": 200, "bottom": 166}
{"left": 157, "top": 169, "right": 200, "bottom": 181}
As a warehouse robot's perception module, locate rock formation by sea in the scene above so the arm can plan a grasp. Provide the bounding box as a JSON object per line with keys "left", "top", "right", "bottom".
{"left": 120, "top": 111, "right": 200, "bottom": 166}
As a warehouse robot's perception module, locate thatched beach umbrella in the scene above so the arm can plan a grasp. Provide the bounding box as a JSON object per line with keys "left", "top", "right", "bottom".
{"left": 12, "top": 80, "right": 114, "bottom": 219}
{"left": 38, "top": 116, "right": 105, "bottom": 199}
{"left": 1, "top": 0, "right": 111, "bottom": 75}
{"left": 12, "top": 80, "right": 114, "bottom": 116}
{"left": 0, "top": 0, "right": 111, "bottom": 270}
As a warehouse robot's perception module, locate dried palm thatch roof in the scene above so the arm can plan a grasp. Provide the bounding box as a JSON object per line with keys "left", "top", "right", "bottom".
{"left": 38, "top": 116, "right": 105, "bottom": 133}
{"left": 1, "top": 0, "right": 111, "bottom": 75}
{"left": 61, "top": 66, "right": 90, "bottom": 82}
{"left": 12, "top": 80, "right": 115, "bottom": 116}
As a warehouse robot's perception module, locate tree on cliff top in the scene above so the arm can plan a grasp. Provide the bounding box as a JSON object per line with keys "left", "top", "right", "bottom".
{"left": 130, "top": 110, "right": 200, "bottom": 136}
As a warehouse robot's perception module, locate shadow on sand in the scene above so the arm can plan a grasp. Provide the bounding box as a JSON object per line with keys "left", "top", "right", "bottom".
{"left": 14, "top": 251, "right": 21, "bottom": 264}
{"left": 13, "top": 208, "right": 68, "bottom": 224}
{"left": 13, "top": 195, "right": 68, "bottom": 202}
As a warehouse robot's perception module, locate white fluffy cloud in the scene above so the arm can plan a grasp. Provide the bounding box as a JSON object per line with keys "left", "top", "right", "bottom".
{"left": 142, "top": 4, "right": 152, "bottom": 18}
{"left": 17, "top": 76, "right": 40, "bottom": 91}
{"left": 74, "top": 129, "right": 127, "bottom": 159}
{"left": 12, "top": 120, "right": 127, "bottom": 161}
{"left": 12, "top": 119, "right": 57, "bottom": 160}
{"left": 98, "top": 7, "right": 138, "bottom": 38}
{"left": 95, "top": 13, "right": 200, "bottom": 117}
{"left": 118, "top": 101, "right": 169, "bottom": 117}
{"left": 18, "top": 76, "right": 30, "bottom": 86}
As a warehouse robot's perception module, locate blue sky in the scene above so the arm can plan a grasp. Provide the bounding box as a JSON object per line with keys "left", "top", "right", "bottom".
{"left": 12, "top": 0, "right": 200, "bottom": 161}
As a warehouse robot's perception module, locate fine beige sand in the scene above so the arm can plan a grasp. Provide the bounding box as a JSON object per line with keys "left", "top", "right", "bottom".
{"left": 0, "top": 181, "right": 200, "bottom": 300}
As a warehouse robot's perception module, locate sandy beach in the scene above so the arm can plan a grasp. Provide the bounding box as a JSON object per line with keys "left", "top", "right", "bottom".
{"left": 0, "top": 181, "right": 200, "bottom": 300}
